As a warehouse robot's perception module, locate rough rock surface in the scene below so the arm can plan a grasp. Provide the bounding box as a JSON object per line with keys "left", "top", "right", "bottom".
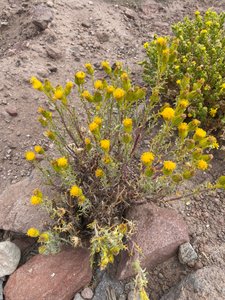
{"left": 0, "top": 171, "right": 52, "bottom": 233}
{"left": 81, "top": 287, "right": 93, "bottom": 299}
{"left": 0, "top": 241, "right": 21, "bottom": 277}
{"left": 160, "top": 266, "right": 225, "bottom": 300}
{"left": 178, "top": 242, "right": 198, "bottom": 265}
{"left": 4, "top": 247, "right": 92, "bottom": 300}
{"left": 32, "top": 4, "right": 53, "bottom": 30}
{"left": 117, "top": 203, "right": 189, "bottom": 280}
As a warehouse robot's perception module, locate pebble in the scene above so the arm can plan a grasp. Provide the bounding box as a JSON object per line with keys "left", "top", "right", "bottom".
{"left": 46, "top": 46, "right": 62, "bottom": 60}
{"left": 5, "top": 106, "right": 18, "bottom": 117}
{"left": 32, "top": 4, "right": 53, "bottom": 30}
{"left": 81, "top": 287, "right": 93, "bottom": 299}
{"left": 74, "top": 293, "right": 84, "bottom": 300}
{"left": 0, "top": 241, "right": 21, "bottom": 277}
{"left": 178, "top": 242, "right": 198, "bottom": 265}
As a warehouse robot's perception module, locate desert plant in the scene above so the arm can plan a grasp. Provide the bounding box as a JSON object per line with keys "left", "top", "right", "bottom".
{"left": 142, "top": 9, "right": 225, "bottom": 133}
{"left": 26, "top": 57, "right": 225, "bottom": 300}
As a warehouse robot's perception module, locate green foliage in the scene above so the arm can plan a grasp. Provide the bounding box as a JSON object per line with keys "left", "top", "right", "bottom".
{"left": 142, "top": 9, "right": 225, "bottom": 132}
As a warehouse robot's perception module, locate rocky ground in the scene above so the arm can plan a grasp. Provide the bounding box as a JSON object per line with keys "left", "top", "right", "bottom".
{"left": 0, "top": 0, "right": 225, "bottom": 299}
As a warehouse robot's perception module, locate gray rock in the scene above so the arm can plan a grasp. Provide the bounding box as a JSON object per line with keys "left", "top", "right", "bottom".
{"left": 74, "top": 293, "right": 84, "bottom": 300}
{"left": 32, "top": 4, "right": 53, "bottom": 30}
{"left": 46, "top": 46, "right": 62, "bottom": 60}
{"left": 0, "top": 171, "right": 52, "bottom": 233}
{"left": 81, "top": 287, "right": 93, "bottom": 299}
{"left": 96, "top": 32, "right": 110, "bottom": 43}
{"left": 5, "top": 106, "right": 18, "bottom": 117}
{"left": 93, "top": 273, "right": 124, "bottom": 300}
{"left": 178, "top": 242, "right": 198, "bottom": 265}
{"left": 0, "top": 241, "right": 21, "bottom": 277}
{"left": 160, "top": 266, "right": 225, "bottom": 300}
{"left": 0, "top": 279, "right": 3, "bottom": 300}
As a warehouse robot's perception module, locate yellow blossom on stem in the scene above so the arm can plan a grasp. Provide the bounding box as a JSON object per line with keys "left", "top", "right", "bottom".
{"left": 85, "top": 137, "right": 91, "bottom": 145}
{"left": 89, "top": 122, "right": 99, "bottom": 133}
{"left": 30, "top": 77, "right": 43, "bottom": 91}
{"left": 209, "top": 108, "right": 218, "bottom": 117}
{"left": 56, "top": 157, "right": 68, "bottom": 168}
{"left": 161, "top": 107, "right": 175, "bottom": 121}
{"left": 106, "top": 85, "right": 115, "bottom": 94}
{"left": 34, "top": 145, "right": 44, "bottom": 154}
{"left": 81, "top": 90, "right": 93, "bottom": 102}
{"left": 30, "top": 195, "right": 43, "bottom": 205}
{"left": 75, "top": 71, "right": 86, "bottom": 85}
{"left": 178, "top": 99, "right": 189, "bottom": 109}
{"left": 38, "top": 232, "right": 50, "bottom": 243}
{"left": 123, "top": 118, "right": 133, "bottom": 132}
{"left": 94, "top": 80, "right": 104, "bottom": 90}
{"left": 113, "top": 88, "right": 126, "bottom": 101}
{"left": 197, "top": 160, "right": 208, "bottom": 170}
{"left": 100, "top": 139, "right": 110, "bottom": 152}
{"left": 27, "top": 228, "right": 40, "bottom": 238}
{"left": 44, "top": 130, "right": 56, "bottom": 140}
{"left": 156, "top": 37, "right": 167, "bottom": 48}
{"left": 102, "top": 155, "right": 112, "bottom": 164}
{"left": 194, "top": 128, "right": 207, "bottom": 140}
{"left": 54, "top": 87, "right": 64, "bottom": 100}
{"left": 70, "top": 185, "right": 83, "bottom": 197}
{"left": 163, "top": 161, "right": 176, "bottom": 175}
{"left": 178, "top": 122, "right": 188, "bottom": 138}
{"left": 25, "top": 151, "right": 36, "bottom": 161}
{"left": 143, "top": 42, "right": 149, "bottom": 49}
{"left": 85, "top": 63, "right": 94, "bottom": 75}
{"left": 95, "top": 168, "right": 104, "bottom": 178}
{"left": 93, "top": 116, "right": 103, "bottom": 126}
{"left": 101, "top": 61, "right": 112, "bottom": 73}
{"left": 141, "top": 152, "right": 155, "bottom": 166}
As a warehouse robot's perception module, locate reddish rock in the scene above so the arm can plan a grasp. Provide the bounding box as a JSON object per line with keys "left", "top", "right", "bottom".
{"left": 4, "top": 247, "right": 92, "bottom": 300}
{"left": 6, "top": 105, "right": 18, "bottom": 117}
{"left": 117, "top": 203, "right": 189, "bottom": 280}
{"left": 0, "top": 171, "right": 52, "bottom": 233}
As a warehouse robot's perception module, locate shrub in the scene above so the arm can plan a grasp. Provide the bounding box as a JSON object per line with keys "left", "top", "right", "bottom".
{"left": 26, "top": 58, "right": 225, "bottom": 299}
{"left": 142, "top": 9, "right": 225, "bottom": 133}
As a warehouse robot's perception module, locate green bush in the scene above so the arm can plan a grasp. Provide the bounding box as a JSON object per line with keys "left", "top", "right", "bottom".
{"left": 142, "top": 9, "right": 225, "bottom": 133}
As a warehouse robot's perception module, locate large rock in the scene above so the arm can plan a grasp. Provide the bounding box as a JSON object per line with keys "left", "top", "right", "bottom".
{"left": 160, "top": 266, "right": 225, "bottom": 300}
{"left": 0, "top": 171, "right": 51, "bottom": 233}
{"left": 4, "top": 247, "right": 92, "bottom": 300}
{"left": 32, "top": 4, "right": 53, "bottom": 30}
{"left": 117, "top": 203, "right": 189, "bottom": 280}
{"left": 0, "top": 241, "right": 21, "bottom": 277}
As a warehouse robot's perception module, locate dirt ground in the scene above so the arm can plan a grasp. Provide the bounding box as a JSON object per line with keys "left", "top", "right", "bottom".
{"left": 0, "top": 0, "right": 225, "bottom": 299}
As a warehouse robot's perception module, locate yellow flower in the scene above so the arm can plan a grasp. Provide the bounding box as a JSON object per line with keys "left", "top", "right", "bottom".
{"left": 93, "top": 116, "right": 103, "bottom": 126}
{"left": 122, "top": 118, "right": 133, "bottom": 133}
{"left": 106, "top": 85, "right": 115, "bottom": 94}
{"left": 56, "top": 157, "right": 68, "bottom": 168}
{"left": 100, "top": 139, "right": 110, "bottom": 152}
{"left": 141, "top": 152, "right": 155, "bottom": 165}
{"left": 101, "top": 61, "right": 112, "bottom": 73}
{"left": 38, "top": 232, "right": 50, "bottom": 243}
{"left": 209, "top": 108, "right": 218, "bottom": 117}
{"left": 113, "top": 88, "right": 126, "bottom": 101}
{"left": 163, "top": 161, "right": 176, "bottom": 171}
{"left": 27, "top": 227, "right": 40, "bottom": 238}
{"left": 102, "top": 155, "right": 111, "bottom": 164}
{"left": 25, "top": 151, "right": 36, "bottom": 161}
{"left": 81, "top": 90, "right": 93, "bottom": 102}
{"left": 178, "top": 122, "right": 188, "bottom": 131}
{"left": 30, "top": 77, "right": 43, "bottom": 91}
{"left": 197, "top": 160, "right": 208, "bottom": 170}
{"left": 143, "top": 42, "right": 149, "bottom": 49}
{"left": 70, "top": 185, "right": 82, "bottom": 197}
{"left": 174, "top": 65, "right": 180, "bottom": 70}
{"left": 161, "top": 107, "right": 175, "bottom": 121}
{"left": 206, "top": 21, "right": 212, "bottom": 27}
{"left": 65, "top": 81, "right": 73, "bottom": 90}
{"left": 30, "top": 195, "right": 43, "bottom": 205}
{"left": 194, "top": 128, "right": 207, "bottom": 139}
{"left": 178, "top": 99, "right": 189, "bottom": 109}
{"left": 195, "top": 10, "right": 200, "bottom": 16}
{"left": 89, "top": 122, "right": 99, "bottom": 133}
{"left": 201, "top": 29, "right": 207, "bottom": 35}
{"left": 78, "top": 195, "right": 86, "bottom": 205}
{"left": 95, "top": 168, "right": 104, "bottom": 178}
{"left": 85, "top": 137, "right": 91, "bottom": 145}
{"left": 34, "top": 145, "right": 44, "bottom": 154}
{"left": 156, "top": 37, "right": 167, "bottom": 47}
{"left": 221, "top": 83, "right": 225, "bottom": 89}
{"left": 94, "top": 80, "right": 104, "bottom": 90}
{"left": 85, "top": 63, "right": 94, "bottom": 75}
{"left": 54, "top": 88, "right": 64, "bottom": 100}
{"left": 75, "top": 71, "right": 86, "bottom": 85}
{"left": 44, "top": 130, "right": 56, "bottom": 140}
{"left": 121, "top": 72, "right": 129, "bottom": 81}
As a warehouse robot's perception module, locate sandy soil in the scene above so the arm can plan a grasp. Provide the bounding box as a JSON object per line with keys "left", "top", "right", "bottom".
{"left": 0, "top": 0, "right": 225, "bottom": 299}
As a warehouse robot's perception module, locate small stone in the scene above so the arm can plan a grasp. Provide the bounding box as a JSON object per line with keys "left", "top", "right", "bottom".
{"left": 46, "top": 46, "right": 62, "bottom": 60}
{"left": 124, "top": 8, "right": 137, "bottom": 20}
{"left": 96, "top": 32, "right": 110, "bottom": 43}
{"left": 32, "top": 4, "right": 53, "bottom": 30}
{"left": 81, "top": 22, "right": 91, "bottom": 29}
{"left": 5, "top": 106, "right": 18, "bottom": 117}
{"left": 47, "top": 1, "right": 54, "bottom": 7}
{"left": 0, "top": 241, "right": 21, "bottom": 277}
{"left": 81, "top": 287, "right": 93, "bottom": 299}
{"left": 178, "top": 242, "right": 198, "bottom": 265}
{"left": 74, "top": 293, "right": 84, "bottom": 300}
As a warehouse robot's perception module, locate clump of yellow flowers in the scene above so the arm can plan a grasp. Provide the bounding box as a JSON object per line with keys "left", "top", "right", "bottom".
{"left": 142, "top": 9, "right": 225, "bottom": 134}
{"left": 27, "top": 56, "right": 225, "bottom": 300}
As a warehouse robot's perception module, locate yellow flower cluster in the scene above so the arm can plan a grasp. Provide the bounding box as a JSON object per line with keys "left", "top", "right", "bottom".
{"left": 141, "top": 152, "right": 155, "bottom": 166}
{"left": 161, "top": 107, "right": 175, "bottom": 121}
{"left": 100, "top": 140, "right": 110, "bottom": 152}
{"left": 113, "top": 88, "right": 125, "bottom": 101}
{"left": 25, "top": 151, "right": 36, "bottom": 161}
{"left": 75, "top": 71, "right": 86, "bottom": 85}
{"left": 95, "top": 168, "right": 104, "bottom": 178}
{"left": 56, "top": 157, "right": 68, "bottom": 168}
{"left": 27, "top": 227, "right": 40, "bottom": 237}
{"left": 30, "top": 189, "right": 43, "bottom": 205}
